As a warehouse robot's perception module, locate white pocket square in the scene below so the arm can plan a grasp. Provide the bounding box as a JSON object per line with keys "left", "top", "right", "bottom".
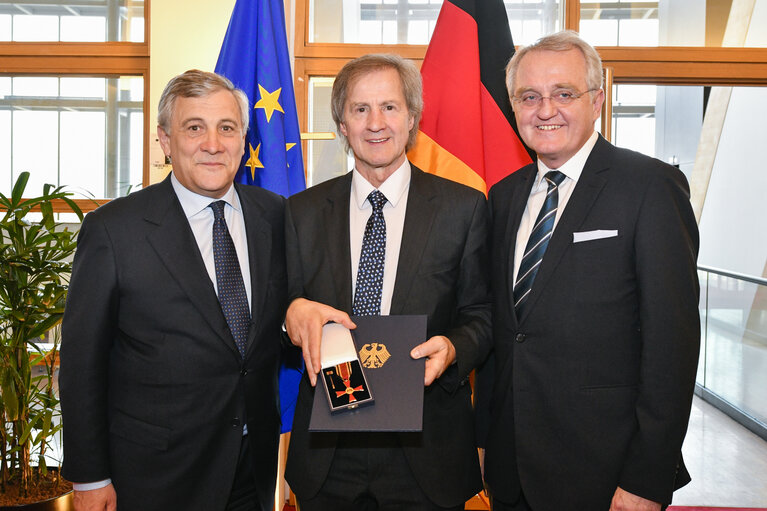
{"left": 573, "top": 229, "right": 618, "bottom": 243}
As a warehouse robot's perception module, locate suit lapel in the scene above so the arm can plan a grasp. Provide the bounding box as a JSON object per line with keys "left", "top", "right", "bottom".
{"left": 325, "top": 174, "right": 354, "bottom": 312}
{"left": 390, "top": 166, "right": 438, "bottom": 315}
{"left": 519, "top": 137, "right": 611, "bottom": 322}
{"left": 502, "top": 165, "right": 537, "bottom": 323}
{"left": 237, "top": 185, "right": 273, "bottom": 358}
{"left": 144, "top": 176, "right": 239, "bottom": 357}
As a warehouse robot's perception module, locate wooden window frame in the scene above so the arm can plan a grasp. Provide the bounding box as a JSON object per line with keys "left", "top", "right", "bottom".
{"left": 0, "top": 2, "right": 151, "bottom": 213}
{"left": 292, "top": 0, "right": 767, "bottom": 139}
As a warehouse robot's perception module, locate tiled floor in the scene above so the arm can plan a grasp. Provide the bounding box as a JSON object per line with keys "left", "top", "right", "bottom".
{"left": 673, "top": 396, "right": 767, "bottom": 507}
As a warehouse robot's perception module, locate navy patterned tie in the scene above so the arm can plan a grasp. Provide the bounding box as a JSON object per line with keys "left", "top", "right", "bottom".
{"left": 513, "top": 170, "right": 567, "bottom": 318}
{"left": 210, "top": 200, "right": 250, "bottom": 357}
{"left": 352, "top": 190, "right": 387, "bottom": 316}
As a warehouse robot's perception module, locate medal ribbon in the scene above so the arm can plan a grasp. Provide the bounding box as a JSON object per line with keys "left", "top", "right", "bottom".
{"left": 335, "top": 362, "right": 363, "bottom": 402}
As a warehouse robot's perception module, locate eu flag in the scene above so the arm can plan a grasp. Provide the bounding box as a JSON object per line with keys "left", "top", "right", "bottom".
{"left": 215, "top": 0, "right": 305, "bottom": 433}
{"left": 215, "top": 0, "right": 305, "bottom": 197}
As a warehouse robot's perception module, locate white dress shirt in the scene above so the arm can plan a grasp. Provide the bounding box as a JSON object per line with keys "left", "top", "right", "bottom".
{"left": 513, "top": 131, "right": 599, "bottom": 284}
{"left": 349, "top": 160, "right": 411, "bottom": 315}
{"left": 171, "top": 173, "right": 252, "bottom": 308}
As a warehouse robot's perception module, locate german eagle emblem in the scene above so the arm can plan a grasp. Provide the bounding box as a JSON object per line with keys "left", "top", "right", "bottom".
{"left": 359, "top": 342, "right": 391, "bottom": 368}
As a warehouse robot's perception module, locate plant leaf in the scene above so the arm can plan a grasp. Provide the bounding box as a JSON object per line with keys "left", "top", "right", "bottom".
{"left": 11, "top": 171, "right": 30, "bottom": 206}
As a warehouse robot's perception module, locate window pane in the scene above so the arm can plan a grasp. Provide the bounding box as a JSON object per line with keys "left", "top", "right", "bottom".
{"left": 0, "top": 14, "right": 11, "bottom": 41}
{"left": 0, "top": 111, "right": 10, "bottom": 191}
{"left": 0, "top": 1, "right": 145, "bottom": 42}
{"left": 309, "top": 0, "right": 560, "bottom": 46}
{"left": 61, "top": 16, "right": 106, "bottom": 42}
{"left": 129, "top": 112, "right": 144, "bottom": 190}
{"left": 0, "top": 75, "right": 144, "bottom": 199}
{"left": 701, "top": 273, "right": 767, "bottom": 426}
{"left": 610, "top": 84, "right": 702, "bottom": 177}
{"left": 60, "top": 78, "right": 106, "bottom": 99}
{"left": 306, "top": 77, "right": 349, "bottom": 186}
{"left": 60, "top": 111, "right": 106, "bottom": 196}
{"left": 13, "top": 15, "right": 59, "bottom": 41}
{"left": 0, "top": 77, "right": 11, "bottom": 97}
{"left": 581, "top": 0, "right": 766, "bottom": 47}
{"left": 12, "top": 111, "right": 59, "bottom": 196}
{"left": 13, "top": 77, "right": 59, "bottom": 97}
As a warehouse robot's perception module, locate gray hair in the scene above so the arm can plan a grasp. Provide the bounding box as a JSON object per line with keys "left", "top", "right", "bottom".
{"left": 506, "top": 30, "right": 603, "bottom": 97}
{"left": 331, "top": 54, "right": 423, "bottom": 152}
{"left": 158, "top": 69, "right": 250, "bottom": 134}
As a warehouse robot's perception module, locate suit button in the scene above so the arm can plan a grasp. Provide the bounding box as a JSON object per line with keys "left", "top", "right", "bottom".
{"left": 241, "top": 368, "right": 248, "bottom": 376}
{"left": 232, "top": 418, "right": 241, "bottom": 427}
{"left": 515, "top": 333, "right": 526, "bottom": 343}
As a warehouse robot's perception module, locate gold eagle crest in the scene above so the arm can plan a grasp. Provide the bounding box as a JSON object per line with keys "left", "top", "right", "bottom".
{"left": 359, "top": 342, "right": 391, "bottom": 368}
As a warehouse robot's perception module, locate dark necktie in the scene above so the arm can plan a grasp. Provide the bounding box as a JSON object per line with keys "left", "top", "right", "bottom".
{"left": 352, "top": 190, "right": 387, "bottom": 316}
{"left": 210, "top": 200, "right": 250, "bottom": 357}
{"left": 513, "top": 170, "right": 567, "bottom": 318}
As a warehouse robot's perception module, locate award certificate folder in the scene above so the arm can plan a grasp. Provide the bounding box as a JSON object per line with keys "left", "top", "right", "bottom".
{"left": 309, "top": 315, "right": 427, "bottom": 432}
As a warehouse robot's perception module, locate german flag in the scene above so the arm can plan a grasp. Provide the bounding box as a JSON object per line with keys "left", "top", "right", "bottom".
{"left": 408, "top": 0, "right": 532, "bottom": 194}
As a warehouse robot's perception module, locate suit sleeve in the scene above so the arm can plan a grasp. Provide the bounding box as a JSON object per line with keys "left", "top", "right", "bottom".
{"left": 618, "top": 167, "right": 700, "bottom": 503}
{"left": 60, "top": 211, "right": 119, "bottom": 483}
{"left": 284, "top": 199, "right": 306, "bottom": 305}
{"left": 473, "top": 185, "right": 500, "bottom": 447}
{"left": 439, "top": 192, "right": 493, "bottom": 394}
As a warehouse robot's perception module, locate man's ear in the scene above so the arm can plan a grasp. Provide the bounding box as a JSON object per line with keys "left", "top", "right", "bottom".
{"left": 157, "top": 125, "right": 171, "bottom": 157}
{"left": 592, "top": 89, "right": 605, "bottom": 121}
{"left": 339, "top": 122, "right": 348, "bottom": 138}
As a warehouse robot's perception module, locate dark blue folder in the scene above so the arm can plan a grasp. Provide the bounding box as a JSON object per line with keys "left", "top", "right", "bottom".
{"left": 309, "top": 315, "right": 427, "bottom": 432}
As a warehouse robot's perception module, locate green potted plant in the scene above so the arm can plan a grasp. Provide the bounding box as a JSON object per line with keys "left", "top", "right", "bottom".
{"left": 0, "top": 171, "right": 83, "bottom": 508}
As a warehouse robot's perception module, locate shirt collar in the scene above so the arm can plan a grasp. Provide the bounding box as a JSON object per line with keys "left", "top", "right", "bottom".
{"left": 351, "top": 159, "right": 411, "bottom": 209}
{"left": 170, "top": 172, "right": 240, "bottom": 218}
{"left": 535, "top": 130, "right": 599, "bottom": 187}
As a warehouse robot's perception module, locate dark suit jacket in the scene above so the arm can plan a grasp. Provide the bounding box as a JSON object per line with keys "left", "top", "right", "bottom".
{"left": 475, "top": 136, "right": 700, "bottom": 509}
{"left": 60, "top": 175, "right": 287, "bottom": 511}
{"left": 283, "top": 165, "right": 492, "bottom": 507}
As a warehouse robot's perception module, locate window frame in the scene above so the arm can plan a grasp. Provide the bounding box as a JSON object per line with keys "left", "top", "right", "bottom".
{"left": 292, "top": 0, "right": 767, "bottom": 152}
{"left": 0, "top": 3, "right": 150, "bottom": 213}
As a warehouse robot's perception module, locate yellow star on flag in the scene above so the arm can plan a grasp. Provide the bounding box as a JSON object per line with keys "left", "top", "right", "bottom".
{"left": 285, "top": 142, "right": 297, "bottom": 167}
{"left": 245, "top": 143, "right": 264, "bottom": 180}
{"left": 254, "top": 85, "right": 284, "bottom": 122}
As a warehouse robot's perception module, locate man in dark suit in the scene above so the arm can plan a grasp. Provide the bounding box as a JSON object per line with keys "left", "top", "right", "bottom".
{"left": 60, "top": 70, "right": 287, "bottom": 511}
{"left": 475, "top": 31, "right": 700, "bottom": 511}
{"left": 283, "top": 54, "right": 492, "bottom": 510}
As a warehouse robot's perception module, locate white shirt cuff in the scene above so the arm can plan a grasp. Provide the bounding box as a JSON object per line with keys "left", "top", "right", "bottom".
{"left": 73, "top": 479, "right": 112, "bottom": 491}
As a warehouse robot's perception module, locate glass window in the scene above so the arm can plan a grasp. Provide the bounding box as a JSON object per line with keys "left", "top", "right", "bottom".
{"left": 698, "top": 271, "right": 767, "bottom": 426}
{"left": 0, "top": 75, "right": 144, "bottom": 199}
{"left": 306, "top": 77, "right": 350, "bottom": 186}
{"left": 581, "top": 0, "right": 766, "bottom": 47}
{"left": 610, "top": 84, "right": 702, "bottom": 179}
{"left": 309, "top": 0, "right": 560, "bottom": 46}
{"left": 610, "top": 83, "right": 767, "bottom": 428}
{"left": 0, "top": 1, "right": 145, "bottom": 42}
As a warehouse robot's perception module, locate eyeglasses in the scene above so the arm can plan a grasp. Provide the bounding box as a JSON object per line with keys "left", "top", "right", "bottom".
{"left": 511, "top": 89, "right": 599, "bottom": 109}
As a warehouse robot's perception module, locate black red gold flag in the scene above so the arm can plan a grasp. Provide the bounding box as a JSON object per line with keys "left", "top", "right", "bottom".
{"left": 408, "top": 0, "right": 533, "bottom": 193}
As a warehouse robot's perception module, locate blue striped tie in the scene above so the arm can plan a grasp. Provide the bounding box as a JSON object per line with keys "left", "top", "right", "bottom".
{"left": 352, "top": 190, "right": 387, "bottom": 316}
{"left": 513, "top": 170, "right": 566, "bottom": 318}
{"left": 210, "top": 200, "right": 250, "bottom": 357}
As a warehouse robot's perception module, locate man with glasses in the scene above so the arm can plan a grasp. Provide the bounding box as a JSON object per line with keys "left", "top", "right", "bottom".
{"left": 475, "top": 31, "right": 700, "bottom": 511}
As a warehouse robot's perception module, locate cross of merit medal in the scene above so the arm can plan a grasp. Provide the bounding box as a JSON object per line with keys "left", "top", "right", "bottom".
{"left": 335, "top": 361, "right": 363, "bottom": 403}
